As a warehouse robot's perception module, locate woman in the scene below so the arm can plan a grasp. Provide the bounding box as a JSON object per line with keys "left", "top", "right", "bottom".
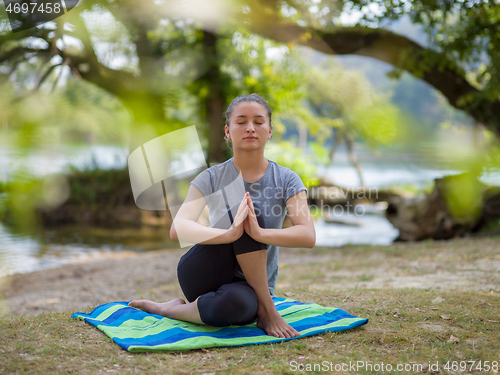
{"left": 129, "top": 94, "right": 316, "bottom": 338}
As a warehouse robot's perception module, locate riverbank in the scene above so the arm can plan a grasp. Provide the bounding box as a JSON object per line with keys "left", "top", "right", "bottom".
{"left": 1, "top": 235, "right": 499, "bottom": 317}
{"left": 1, "top": 236, "right": 499, "bottom": 374}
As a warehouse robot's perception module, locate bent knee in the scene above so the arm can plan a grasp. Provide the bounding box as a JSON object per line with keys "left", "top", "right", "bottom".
{"left": 199, "top": 287, "right": 258, "bottom": 326}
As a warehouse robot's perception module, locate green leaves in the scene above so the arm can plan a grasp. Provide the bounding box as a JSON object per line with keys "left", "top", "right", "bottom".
{"left": 264, "top": 140, "right": 321, "bottom": 187}
{"left": 303, "top": 58, "right": 401, "bottom": 150}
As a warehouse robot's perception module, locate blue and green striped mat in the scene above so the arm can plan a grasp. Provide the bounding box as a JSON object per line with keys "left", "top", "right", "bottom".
{"left": 72, "top": 297, "right": 368, "bottom": 352}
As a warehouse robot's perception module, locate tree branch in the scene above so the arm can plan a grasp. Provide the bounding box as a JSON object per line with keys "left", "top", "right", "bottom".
{"left": 0, "top": 46, "right": 50, "bottom": 64}
{"left": 245, "top": 8, "right": 500, "bottom": 136}
{"left": 61, "top": 9, "right": 138, "bottom": 95}
{"left": 36, "top": 63, "right": 61, "bottom": 90}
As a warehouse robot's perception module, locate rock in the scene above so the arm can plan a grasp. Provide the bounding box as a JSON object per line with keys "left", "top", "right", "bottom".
{"left": 447, "top": 335, "right": 460, "bottom": 344}
{"left": 432, "top": 297, "right": 444, "bottom": 304}
{"left": 385, "top": 173, "right": 500, "bottom": 241}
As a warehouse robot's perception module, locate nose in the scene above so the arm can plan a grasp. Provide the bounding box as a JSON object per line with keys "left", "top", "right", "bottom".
{"left": 246, "top": 122, "right": 256, "bottom": 132}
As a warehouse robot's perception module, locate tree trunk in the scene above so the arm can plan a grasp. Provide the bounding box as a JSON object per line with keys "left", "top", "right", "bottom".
{"left": 328, "top": 129, "right": 342, "bottom": 164}
{"left": 344, "top": 134, "right": 365, "bottom": 189}
{"left": 203, "top": 30, "right": 227, "bottom": 164}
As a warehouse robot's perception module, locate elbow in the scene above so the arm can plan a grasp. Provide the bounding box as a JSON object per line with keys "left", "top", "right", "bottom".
{"left": 303, "top": 237, "right": 315, "bottom": 249}
{"left": 169, "top": 224, "right": 178, "bottom": 241}
{"left": 307, "top": 233, "right": 316, "bottom": 248}
{"left": 307, "top": 238, "right": 316, "bottom": 248}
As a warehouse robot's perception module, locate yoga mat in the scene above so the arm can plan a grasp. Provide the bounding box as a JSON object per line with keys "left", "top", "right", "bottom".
{"left": 72, "top": 297, "right": 368, "bottom": 352}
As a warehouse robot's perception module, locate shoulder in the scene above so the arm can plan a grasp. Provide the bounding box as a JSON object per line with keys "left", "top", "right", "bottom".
{"left": 208, "top": 158, "right": 233, "bottom": 173}
{"left": 267, "top": 159, "right": 307, "bottom": 200}
{"left": 267, "top": 159, "right": 288, "bottom": 173}
{"left": 267, "top": 159, "right": 302, "bottom": 182}
{"left": 194, "top": 159, "right": 232, "bottom": 179}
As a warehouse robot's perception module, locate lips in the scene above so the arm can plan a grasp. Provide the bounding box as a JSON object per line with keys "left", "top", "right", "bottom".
{"left": 244, "top": 137, "right": 257, "bottom": 140}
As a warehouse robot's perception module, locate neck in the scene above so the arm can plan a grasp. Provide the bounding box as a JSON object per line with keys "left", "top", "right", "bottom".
{"left": 232, "top": 150, "right": 268, "bottom": 174}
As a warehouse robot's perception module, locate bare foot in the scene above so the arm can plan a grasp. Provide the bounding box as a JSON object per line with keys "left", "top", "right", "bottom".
{"left": 128, "top": 298, "right": 186, "bottom": 318}
{"left": 257, "top": 308, "right": 300, "bottom": 338}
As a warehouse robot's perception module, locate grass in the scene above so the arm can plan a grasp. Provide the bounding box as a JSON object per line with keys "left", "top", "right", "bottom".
{"left": 2, "top": 237, "right": 500, "bottom": 374}
{"left": 2, "top": 289, "right": 499, "bottom": 374}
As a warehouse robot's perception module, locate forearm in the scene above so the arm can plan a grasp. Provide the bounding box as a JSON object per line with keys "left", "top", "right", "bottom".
{"left": 173, "top": 218, "right": 232, "bottom": 245}
{"left": 259, "top": 225, "right": 315, "bottom": 248}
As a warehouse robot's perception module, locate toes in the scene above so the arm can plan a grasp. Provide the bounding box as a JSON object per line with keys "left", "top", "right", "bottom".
{"left": 269, "top": 330, "right": 283, "bottom": 338}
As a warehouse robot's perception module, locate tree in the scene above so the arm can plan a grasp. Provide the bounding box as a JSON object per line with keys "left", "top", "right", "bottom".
{"left": 243, "top": 0, "right": 500, "bottom": 137}
{"left": 0, "top": 0, "right": 305, "bottom": 162}
{"left": 2, "top": 0, "right": 500, "bottom": 157}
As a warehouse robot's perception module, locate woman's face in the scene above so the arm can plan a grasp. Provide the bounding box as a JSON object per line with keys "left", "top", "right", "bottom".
{"left": 225, "top": 101, "right": 272, "bottom": 152}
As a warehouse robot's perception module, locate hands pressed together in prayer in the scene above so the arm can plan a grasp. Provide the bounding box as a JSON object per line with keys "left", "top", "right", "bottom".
{"left": 225, "top": 192, "right": 263, "bottom": 243}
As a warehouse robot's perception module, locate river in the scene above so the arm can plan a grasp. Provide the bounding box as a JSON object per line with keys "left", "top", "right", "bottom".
{"left": 0, "top": 142, "right": 499, "bottom": 277}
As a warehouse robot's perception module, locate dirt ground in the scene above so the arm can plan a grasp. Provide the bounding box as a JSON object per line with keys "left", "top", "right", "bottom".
{"left": 1, "top": 235, "right": 499, "bottom": 317}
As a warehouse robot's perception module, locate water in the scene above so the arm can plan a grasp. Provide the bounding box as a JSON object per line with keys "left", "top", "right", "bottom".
{"left": 314, "top": 205, "right": 400, "bottom": 247}
{"left": 0, "top": 142, "right": 499, "bottom": 276}
{"left": 316, "top": 141, "right": 500, "bottom": 188}
{"left": 0, "top": 144, "right": 129, "bottom": 180}
{"left": 0, "top": 223, "right": 179, "bottom": 278}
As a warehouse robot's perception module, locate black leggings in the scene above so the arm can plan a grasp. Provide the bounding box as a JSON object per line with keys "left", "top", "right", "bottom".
{"left": 176, "top": 204, "right": 268, "bottom": 327}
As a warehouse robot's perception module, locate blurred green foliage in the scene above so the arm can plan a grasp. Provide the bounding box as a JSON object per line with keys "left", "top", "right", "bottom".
{"left": 0, "top": 169, "right": 43, "bottom": 231}
{"left": 441, "top": 172, "right": 484, "bottom": 224}
{"left": 348, "top": 0, "right": 500, "bottom": 125}
{"left": 1, "top": 0, "right": 499, "bottom": 233}
{"left": 304, "top": 59, "right": 401, "bottom": 151}
{"left": 1, "top": 79, "right": 132, "bottom": 147}
{"left": 0, "top": 157, "right": 134, "bottom": 230}
{"left": 63, "top": 157, "right": 132, "bottom": 207}
{"left": 264, "top": 140, "right": 320, "bottom": 188}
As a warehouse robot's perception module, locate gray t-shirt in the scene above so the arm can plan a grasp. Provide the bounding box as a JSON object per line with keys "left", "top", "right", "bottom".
{"left": 189, "top": 157, "right": 307, "bottom": 295}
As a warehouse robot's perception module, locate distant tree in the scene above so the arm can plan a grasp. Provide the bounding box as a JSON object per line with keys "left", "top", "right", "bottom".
{"left": 243, "top": 0, "right": 500, "bottom": 137}
{"left": 303, "top": 59, "right": 399, "bottom": 187}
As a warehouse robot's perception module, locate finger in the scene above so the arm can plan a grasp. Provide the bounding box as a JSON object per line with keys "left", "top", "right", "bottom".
{"left": 235, "top": 196, "right": 248, "bottom": 218}
{"left": 248, "top": 208, "right": 259, "bottom": 226}
{"left": 237, "top": 193, "right": 248, "bottom": 211}
{"left": 240, "top": 206, "right": 250, "bottom": 224}
{"left": 235, "top": 206, "right": 248, "bottom": 226}
{"left": 240, "top": 191, "right": 249, "bottom": 205}
{"left": 246, "top": 193, "right": 256, "bottom": 215}
{"left": 248, "top": 203, "right": 256, "bottom": 218}
{"left": 239, "top": 191, "right": 249, "bottom": 206}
